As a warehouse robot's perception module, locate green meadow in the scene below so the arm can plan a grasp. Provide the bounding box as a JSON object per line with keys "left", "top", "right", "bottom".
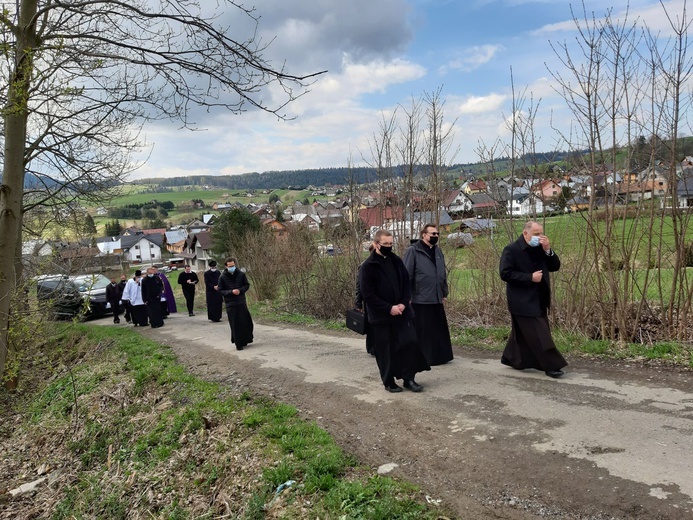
{"left": 106, "top": 185, "right": 316, "bottom": 208}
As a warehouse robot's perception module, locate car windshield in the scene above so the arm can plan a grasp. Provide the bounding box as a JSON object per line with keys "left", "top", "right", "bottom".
{"left": 71, "top": 274, "right": 110, "bottom": 292}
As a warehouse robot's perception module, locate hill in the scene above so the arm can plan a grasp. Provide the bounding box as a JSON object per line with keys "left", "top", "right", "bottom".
{"left": 132, "top": 149, "right": 581, "bottom": 191}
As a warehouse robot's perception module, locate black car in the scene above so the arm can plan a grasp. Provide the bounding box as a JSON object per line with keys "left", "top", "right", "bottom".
{"left": 36, "top": 274, "right": 114, "bottom": 319}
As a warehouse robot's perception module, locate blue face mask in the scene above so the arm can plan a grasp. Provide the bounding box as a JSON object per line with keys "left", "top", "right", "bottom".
{"left": 228, "top": 266, "right": 236, "bottom": 274}
{"left": 528, "top": 236, "right": 541, "bottom": 247}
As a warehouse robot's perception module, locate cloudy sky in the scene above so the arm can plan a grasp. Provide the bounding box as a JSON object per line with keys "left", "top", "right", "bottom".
{"left": 133, "top": 0, "right": 688, "bottom": 179}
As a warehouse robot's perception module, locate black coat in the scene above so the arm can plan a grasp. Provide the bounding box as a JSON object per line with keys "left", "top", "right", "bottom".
{"left": 141, "top": 275, "right": 163, "bottom": 303}
{"left": 359, "top": 250, "right": 413, "bottom": 325}
{"left": 499, "top": 235, "right": 561, "bottom": 317}
{"left": 217, "top": 269, "right": 250, "bottom": 306}
{"left": 105, "top": 282, "right": 123, "bottom": 305}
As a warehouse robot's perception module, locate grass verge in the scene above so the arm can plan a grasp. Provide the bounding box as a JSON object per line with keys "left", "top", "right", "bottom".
{"left": 0, "top": 324, "right": 449, "bottom": 519}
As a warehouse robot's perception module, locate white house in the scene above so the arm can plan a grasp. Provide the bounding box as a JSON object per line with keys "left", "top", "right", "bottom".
{"left": 96, "top": 236, "right": 122, "bottom": 255}
{"left": 507, "top": 193, "right": 544, "bottom": 216}
{"left": 442, "top": 190, "right": 473, "bottom": 213}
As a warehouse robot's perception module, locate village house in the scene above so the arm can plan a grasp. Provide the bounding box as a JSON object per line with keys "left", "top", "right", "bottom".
{"left": 358, "top": 206, "right": 405, "bottom": 232}
{"left": 164, "top": 229, "right": 188, "bottom": 254}
{"left": 673, "top": 176, "right": 693, "bottom": 209}
{"left": 461, "top": 179, "right": 488, "bottom": 195}
{"left": 291, "top": 213, "right": 321, "bottom": 232}
{"left": 97, "top": 232, "right": 163, "bottom": 264}
{"left": 252, "top": 206, "right": 275, "bottom": 221}
{"left": 262, "top": 218, "right": 289, "bottom": 240}
{"left": 531, "top": 179, "right": 562, "bottom": 201}
{"left": 441, "top": 189, "right": 472, "bottom": 215}
{"left": 466, "top": 192, "right": 498, "bottom": 216}
{"left": 186, "top": 218, "right": 211, "bottom": 234}
{"left": 192, "top": 231, "right": 214, "bottom": 272}
{"left": 507, "top": 192, "right": 544, "bottom": 216}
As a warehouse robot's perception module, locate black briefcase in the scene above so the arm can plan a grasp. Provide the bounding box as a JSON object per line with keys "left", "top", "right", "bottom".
{"left": 345, "top": 308, "right": 367, "bottom": 335}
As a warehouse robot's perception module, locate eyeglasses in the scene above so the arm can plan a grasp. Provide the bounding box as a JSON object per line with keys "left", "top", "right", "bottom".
{"left": 379, "top": 242, "right": 394, "bottom": 247}
{"left": 428, "top": 232, "right": 439, "bottom": 236}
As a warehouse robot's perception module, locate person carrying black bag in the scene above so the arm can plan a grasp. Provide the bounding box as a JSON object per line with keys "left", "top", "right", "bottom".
{"left": 359, "top": 229, "right": 430, "bottom": 393}
{"left": 354, "top": 246, "right": 375, "bottom": 355}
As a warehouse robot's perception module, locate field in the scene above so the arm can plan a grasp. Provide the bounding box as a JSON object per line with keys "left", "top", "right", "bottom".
{"left": 106, "top": 184, "right": 315, "bottom": 207}
{"left": 92, "top": 184, "right": 318, "bottom": 231}
{"left": 442, "top": 210, "right": 693, "bottom": 312}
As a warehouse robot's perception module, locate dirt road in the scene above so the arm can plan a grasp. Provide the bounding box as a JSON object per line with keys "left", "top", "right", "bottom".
{"left": 130, "top": 313, "right": 692, "bottom": 519}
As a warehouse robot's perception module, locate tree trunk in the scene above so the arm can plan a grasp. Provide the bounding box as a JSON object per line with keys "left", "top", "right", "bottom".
{"left": 0, "top": 0, "right": 38, "bottom": 379}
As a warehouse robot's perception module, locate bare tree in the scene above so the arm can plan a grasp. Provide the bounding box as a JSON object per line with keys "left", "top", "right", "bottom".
{"left": 397, "top": 95, "right": 424, "bottom": 237}
{"left": 547, "top": 1, "right": 693, "bottom": 343}
{"left": 362, "top": 110, "right": 400, "bottom": 244}
{"left": 422, "top": 87, "right": 458, "bottom": 226}
{"left": 0, "top": 1, "right": 324, "bottom": 378}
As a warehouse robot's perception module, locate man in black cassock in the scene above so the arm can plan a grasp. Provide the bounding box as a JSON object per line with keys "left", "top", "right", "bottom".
{"left": 204, "top": 260, "right": 223, "bottom": 322}
{"left": 403, "top": 223, "right": 453, "bottom": 366}
{"left": 217, "top": 257, "right": 254, "bottom": 350}
{"left": 359, "top": 229, "right": 430, "bottom": 393}
{"left": 141, "top": 267, "right": 164, "bottom": 328}
{"left": 499, "top": 220, "right": 567, "bottom": 378}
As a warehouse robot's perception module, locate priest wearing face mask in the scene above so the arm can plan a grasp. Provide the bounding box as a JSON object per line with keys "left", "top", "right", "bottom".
{"left": 499, "top": 220, "right": 567, "bottom": 378}
{"left": 204, "top": 260, "right": 223, "bottom": 322}
{"left": 217, "top": 257, "right": 254, "bottom": 350}
{"left": 141, "top": 266, "right": 165, "bottom": 328}
{"left": 403, "top": 224, "right": 453, "bottom": 366}
{"left": 359, "top": 229, "right": 430, "bottom": 393}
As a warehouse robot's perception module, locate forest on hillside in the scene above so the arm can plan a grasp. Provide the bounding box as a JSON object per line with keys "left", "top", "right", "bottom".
{"left": 130, "top": 149, "right": 583, "bottom": 190}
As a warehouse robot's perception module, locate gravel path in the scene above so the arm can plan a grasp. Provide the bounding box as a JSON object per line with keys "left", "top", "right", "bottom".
{"left": 130, "top": 313, "right": 693, "bottom": 519}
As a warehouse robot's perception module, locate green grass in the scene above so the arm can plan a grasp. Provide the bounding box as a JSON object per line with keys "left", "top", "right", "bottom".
{"left": 10, "top": 324, "right": 448, "bottom": 519}
{"left": 106, "top": 186, "right": 316, "bottom": 209}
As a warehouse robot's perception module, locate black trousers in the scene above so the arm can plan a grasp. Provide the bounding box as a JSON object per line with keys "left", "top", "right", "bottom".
{"left": 123, "top": 301, "right": 131, "bottom": 322}
{"left": 182, "top": 287, "right": 195, "bottom": 314}
{"left": 110, "top": 301, "right": 121, "bottom": 323}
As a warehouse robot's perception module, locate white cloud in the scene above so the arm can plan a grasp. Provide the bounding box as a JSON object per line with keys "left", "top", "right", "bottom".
{"left": 443, "top": 44, "right": 504, "bottom": 73}
{"left": 456, "top": 93, "right": 507, "bottom": 115}
{"left": 533, "top": 0, "right": 688, "bottom": 36}
{"left": 131, "top": 56, "right": 427, "bottom": 178}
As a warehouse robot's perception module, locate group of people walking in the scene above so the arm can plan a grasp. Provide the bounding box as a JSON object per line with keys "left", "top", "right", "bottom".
{"left": 358, "top": 220, "right": 567, "bottom": 394}
{"left": 104, "top": 219, "right": 566, "bottom": 391}
{"left": 105, "top": 258, "right": 254, "bottom": 350}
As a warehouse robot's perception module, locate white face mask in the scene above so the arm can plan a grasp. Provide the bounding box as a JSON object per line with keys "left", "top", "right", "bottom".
{"left": 210, "top": 268, "right": 217, "bottom": 272}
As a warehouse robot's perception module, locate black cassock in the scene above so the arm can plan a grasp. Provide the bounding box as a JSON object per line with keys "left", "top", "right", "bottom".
{"left": 227, "top": 304, "right": 254, "bottom": 347}
{"left": 501, "top": 313, "right": 566, "bottom": 371}
{"left": 141, "top": 275, "right": 164, "bottom": 328}
{"left": 204, "top": 269, "right": 223, "bottom": 322}
{"left": 499, "top": 235, "right": 567, "bottom": 372}
{"left": 411, "top": 303, "right": 453, "bottom": 366}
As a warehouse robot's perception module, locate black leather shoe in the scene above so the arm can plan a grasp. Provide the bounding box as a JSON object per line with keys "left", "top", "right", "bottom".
{"left": 236, "top": 345, "right": 244, "bottom": 351}
{"left": 385, "top": 383, "right": 402, "bottom": 393}
{"left": 545, "top": 370, "right": 565, "bottom": 378}
{"left": 403, "top": 379, "right": 423, "bottom": 392}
